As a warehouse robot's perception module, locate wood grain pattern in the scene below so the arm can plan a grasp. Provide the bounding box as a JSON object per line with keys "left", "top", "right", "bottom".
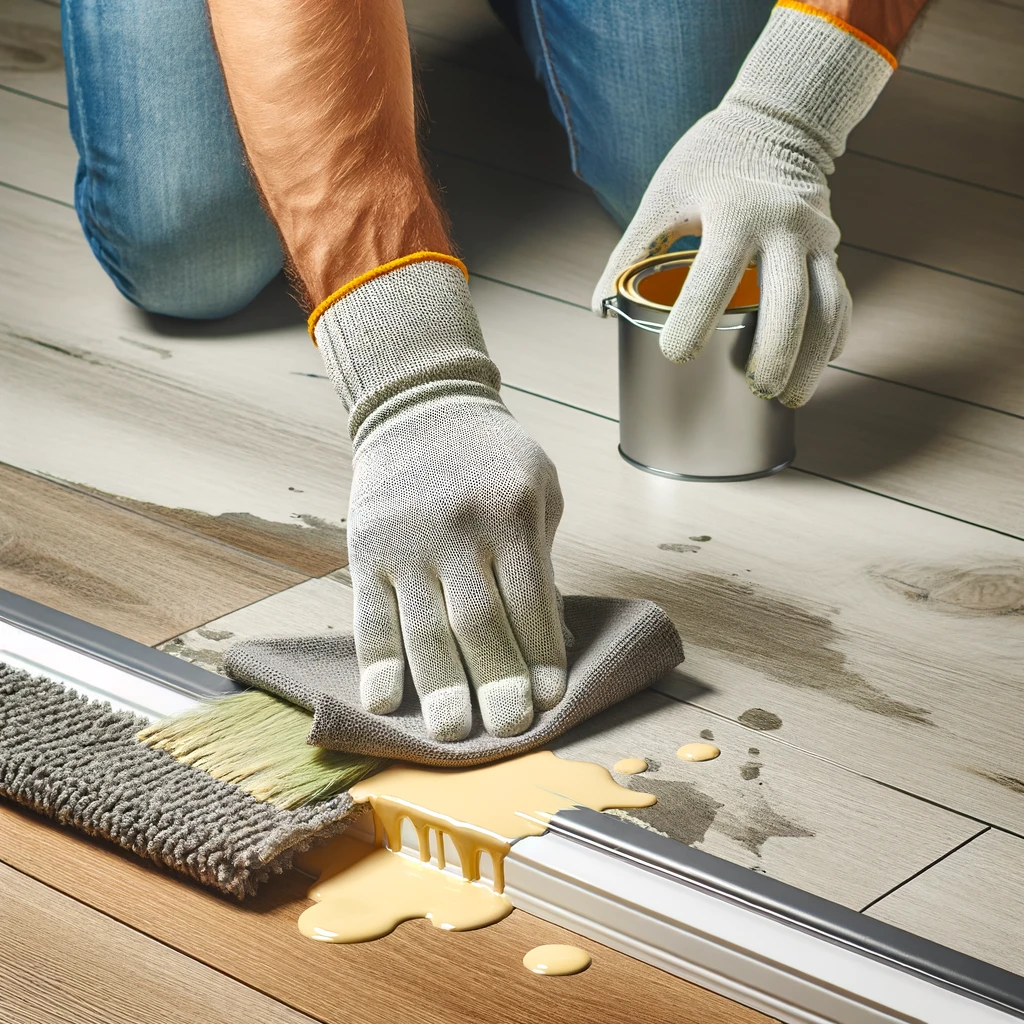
{"left": 0, "top": 803, "right": 772, "bottom": 1024}
{"left": 0, "top": 462, "right": 306, "bottom": 644}
{"left": 1, "top": 181, "right": 1022, "bottom": 831}
{"left": 900, "top": 0, "right": 1024, "bottom": 99}
{"left": 867, "top": 829, "right": 1024, "bottom": 976}
{"left": 162, "top": 573, "right": 984, "bottom": 912}
{"left": 0, "top": 0, "right": 66, "bottom": 106}
{"left": 0, "top": 861, "right": 319, "bottom": 1024}
{"left": 498, "top": 387, "right": 1024, "bottom": 834}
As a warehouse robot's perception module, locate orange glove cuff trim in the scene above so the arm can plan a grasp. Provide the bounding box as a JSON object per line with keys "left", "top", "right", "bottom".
{"left": 776, "top": 0, "right": 897, "bottom": 69}
{"left": 307, "top": 251, "right": 469, "bottom": 343}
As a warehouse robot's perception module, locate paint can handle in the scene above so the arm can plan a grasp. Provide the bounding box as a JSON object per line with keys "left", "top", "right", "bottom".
{"left": 603, "top": 295, "right": 747, "bottom": 333}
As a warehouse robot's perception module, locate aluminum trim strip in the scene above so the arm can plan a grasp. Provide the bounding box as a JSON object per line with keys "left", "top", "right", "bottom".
{"left": 542, "top": 808, "right": 1024, "bottom": 1018}
{"left": 0, "top": 588, "right": 243, "bottom": 700}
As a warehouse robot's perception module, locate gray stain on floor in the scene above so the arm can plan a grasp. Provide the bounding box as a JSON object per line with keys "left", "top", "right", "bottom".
{"left": 627, "top": 777, "right": 814, "bottom": 856}
{"left": 971, "top": 770, "right": 1024, "bottom": 795}
{"left": 738, "top": 708, "right": 782, "bottom": 731}
{"left": 640, "top": 570, "right": 933, "bottom": 725}
{"left": 659, "top": 543, "right": 701, "bottom": 554}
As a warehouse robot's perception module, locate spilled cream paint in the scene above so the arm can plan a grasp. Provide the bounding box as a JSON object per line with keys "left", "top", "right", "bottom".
{"left": 523, "top": 944, "right": 592, "bottom": 976}
{"left": 676, "top": 742, "right": 721, "bottom": 762}
{"left": 296, "top": 750, "right": 656, "bottom": 942}
{"left": 612, "top": 757, "right": 649, "bottom": 775}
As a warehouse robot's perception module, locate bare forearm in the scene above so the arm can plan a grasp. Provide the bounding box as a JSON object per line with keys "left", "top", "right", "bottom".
{"left": 804, "top": 0, "right": 929, "bottom": 52}
{"left": 206, "top": 0, "right": 450, "bottom": 308}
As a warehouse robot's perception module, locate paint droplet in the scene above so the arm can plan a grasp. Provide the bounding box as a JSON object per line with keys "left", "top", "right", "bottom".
{"left": 740, "top": 762, "right": 761, "bottom": 781}
{"left": 748, "top": 748, "right": 760, "bottom": 756}
{"left": 738, "top": 708, "right": 782, "bottom": 731}
{"left": 700, "top": 729, "right": 715, "bottom": 741}
{"left": 613, "top": 758, "right": 648, "bottom": 775}
{"left": 689, "top": 535, "right": 712, "bottom": 542}
{"left": 677, "top": 742, "right": 720, "bottom": 762}
{"left": 288, "top": 486, "right": 304, "bottom": 492}
{"left": 523, "top": 945, "right": 591, "bottom": 976}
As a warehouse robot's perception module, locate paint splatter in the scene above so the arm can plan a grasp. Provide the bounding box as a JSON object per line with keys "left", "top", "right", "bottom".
{"left": 738, "top": 708, "right": 782, "bottom": 731}
{"left": 700, "top": 729, "right": 715, "bottom": 741}
{"left": 689, "top": 536, "right": 712, "bottom": 543}
{"left": 740, "top": 762, "right": 761, "bottom": 781}
{"left": 748, "top": 748, "right": 760, "bottom": 756}
{"left": 659, "top": 543, "right": 700, "bottom": 554}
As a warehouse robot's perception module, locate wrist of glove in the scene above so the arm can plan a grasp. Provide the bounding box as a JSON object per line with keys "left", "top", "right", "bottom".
{"left": 313, "top": 257, "right": 568, "bottom": 741}
{"left": 593, "top": 2, "right": 895, "bottom": 408}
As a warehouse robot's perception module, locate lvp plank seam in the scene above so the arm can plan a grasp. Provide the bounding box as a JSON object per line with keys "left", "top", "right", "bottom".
{"left": 0, "top": 460, "right": 331, "bottom": 585}
{"left": 900, "top": 66, "right": 1024, "bottom": 103}
{"left": 843, "top": 149, "right": 1024, "bottom": 201}
{"left": 857, "top": 827, "right": 992, "bottom": 912}
{"left": 2, "top": 174, "right": 1019, "bottom": 540}
{"left": 495, "top": 384, "right": 1024, "bottom": 543}
{"left": 0, "top": 856, "right": 333, "bottom": 1024}
{"left": 671, "top": 700, "right": 1022, "bottom": 842}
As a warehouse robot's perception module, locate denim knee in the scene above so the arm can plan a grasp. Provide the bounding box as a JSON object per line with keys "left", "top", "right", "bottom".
{"left": 512, "top": 0, "right": 775, "bottom": 225}
{"left": 64, "top": 0, "right": 282, "bottom": 320}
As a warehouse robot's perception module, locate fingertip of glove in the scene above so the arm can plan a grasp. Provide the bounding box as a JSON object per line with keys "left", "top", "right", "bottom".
{"left": 421, "top": 685, "right": 474, "bottom": 742}
{"left": 478, "top": 676, "right": 534, "bottom": 737}
{"left": 530, "top": 664, "right": 568, "bottom": 712}
{"left": 360, "top": 658, "right": 405, "bottom": 715}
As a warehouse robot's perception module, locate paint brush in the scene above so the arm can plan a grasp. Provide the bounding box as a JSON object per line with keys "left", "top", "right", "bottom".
{"left": 138, "top": 689, "right": 388, "bottom": 810}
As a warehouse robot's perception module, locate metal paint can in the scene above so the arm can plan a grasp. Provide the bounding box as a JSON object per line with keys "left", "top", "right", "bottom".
{"left": 606, "top": 252, "right": 795, "bottom": 481}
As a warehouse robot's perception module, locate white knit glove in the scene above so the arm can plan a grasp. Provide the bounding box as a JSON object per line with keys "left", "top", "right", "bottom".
{"left": 313, "top": 257, "right": 568, "bottom": 741}
{"left": 593, "top": 3, "right": 894, "bottom": 407}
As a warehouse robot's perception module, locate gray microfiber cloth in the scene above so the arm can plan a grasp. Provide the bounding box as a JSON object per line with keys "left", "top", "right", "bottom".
{"left": 224, "top": 596, "right": 684, "bottom": 767}
{"left": 0, "top": 662, "right": 356, "bottom": 897}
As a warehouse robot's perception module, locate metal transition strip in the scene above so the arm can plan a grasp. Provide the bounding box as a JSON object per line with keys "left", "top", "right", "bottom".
{"left": 506, "top": 809, "right": 1024, "bottom": 1024}
{"left": 0, "top": 588, "right": 239, "bottom": 718}
{"left": 3, "top": 588, "right": 1022, "bottom": 1022}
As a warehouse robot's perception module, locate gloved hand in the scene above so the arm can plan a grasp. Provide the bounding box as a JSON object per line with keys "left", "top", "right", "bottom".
{"left": 593, "top": 2, "right": 894, "bottom": 407}
{"left": 312, "top": 255, "right": 568, "bottom": 741}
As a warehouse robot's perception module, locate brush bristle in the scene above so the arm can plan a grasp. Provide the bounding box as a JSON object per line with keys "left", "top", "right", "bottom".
{"left": 137, "top": 690, "right": 387, "bottom": 809}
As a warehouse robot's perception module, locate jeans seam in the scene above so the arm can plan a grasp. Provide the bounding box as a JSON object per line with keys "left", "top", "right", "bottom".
{"left": 62, "top": 3, "right": 124, "bottom": 296}
{"left": 528, "top": 0, "right": 580, "bottom": 176}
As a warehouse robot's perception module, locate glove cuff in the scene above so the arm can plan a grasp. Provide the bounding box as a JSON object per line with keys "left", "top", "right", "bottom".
{"left": 313, "top": 257, "right": 501, "bottom": 439}
{"left": 725, "top": 1, "right": 895, "bottom": 163}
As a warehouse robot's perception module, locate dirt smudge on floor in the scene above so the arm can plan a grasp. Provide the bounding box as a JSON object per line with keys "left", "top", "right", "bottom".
{"left": 740, "top": 761, "right": 761, "bottom": 781}
{"left": 618, "top": 569, "right": 932, "bottom": 725}
{"left": 738, "top": 708, "right": 782, "bottom": 731}
{"left": 699, "top": 728, "right": 715, "bottom": 741}
{"left": 196, "top": 627, "right": 235, "bottom": 641}
{"left": 715, "top": 797, "right": 814, "bottom": 856}
{"left": 689, "top": 536, "right": 712, "bottom": 543}
{"left": 625, "top": 777, "right": 723, "bottom": 846}
{"left": 659, "top": 543, "right": 701, "bottom": 554}
{"left": 160, "top": 636, "right": 228, "bottom": 675}
{"left": 872, "top": 565, "right": 1024, "bottom": 617}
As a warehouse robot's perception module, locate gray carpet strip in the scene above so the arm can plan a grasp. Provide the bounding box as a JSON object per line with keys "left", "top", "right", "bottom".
{"left": 0, "top": 663, "right": 356, "bottom": 897}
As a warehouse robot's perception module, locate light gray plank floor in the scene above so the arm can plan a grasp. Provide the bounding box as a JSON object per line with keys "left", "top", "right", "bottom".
{"left": 159, "top": 574, "right": 984, "bottom": 913}
{"left": 867, "top": 829, "right": 1024, "bottom": 976}
{"left": 3, "top": 0, "right": 1022, "bottom": 981}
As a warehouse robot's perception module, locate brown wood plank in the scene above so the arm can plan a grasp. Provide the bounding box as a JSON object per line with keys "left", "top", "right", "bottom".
{"left": 0, "top": 802, "right": 774, "bottom": 1024}
{"left": 0, "top": 861, "right": 319, "bottom": 1024}
{"left": 0, "top": 462, "right": 307, "bottom": 644}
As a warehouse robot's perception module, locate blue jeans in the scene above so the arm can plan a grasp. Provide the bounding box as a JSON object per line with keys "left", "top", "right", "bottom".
{"left": 63, "top": 0, "right": 773, "bottom": 319}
